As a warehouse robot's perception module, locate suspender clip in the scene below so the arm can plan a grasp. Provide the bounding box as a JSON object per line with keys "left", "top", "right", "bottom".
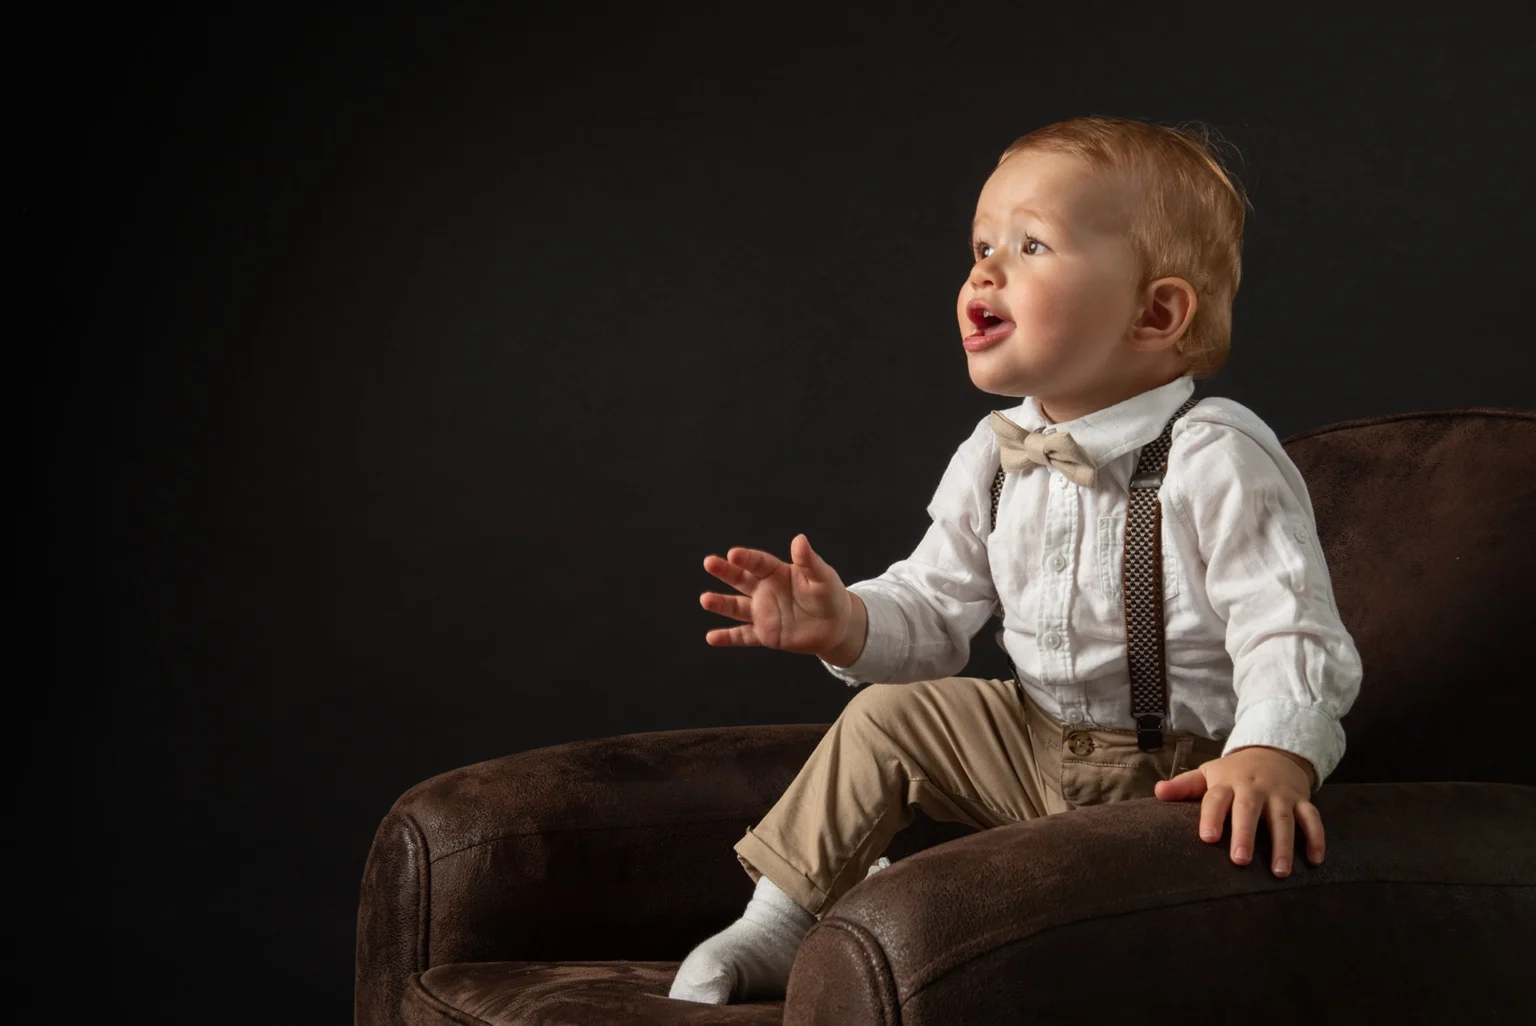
{"left": 1130, "top": 471, "right": 1164, "bottom": 490}
{"left": 1136, "top": 714, "right": 1165, "bottom": 752}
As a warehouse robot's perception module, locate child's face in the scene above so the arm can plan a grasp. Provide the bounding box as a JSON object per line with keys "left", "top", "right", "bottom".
{"left": 957, "top": 149, "right": 1153, "bottom": 419}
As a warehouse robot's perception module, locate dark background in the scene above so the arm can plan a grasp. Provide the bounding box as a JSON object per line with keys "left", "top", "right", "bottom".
{"left": 25, "top": 2, "right": 1534, "bottom": 1022}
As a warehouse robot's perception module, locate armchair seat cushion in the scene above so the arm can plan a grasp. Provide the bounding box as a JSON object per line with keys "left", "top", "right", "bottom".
{"left": 401, "top": 961, "right": 784, "bottom": 1025}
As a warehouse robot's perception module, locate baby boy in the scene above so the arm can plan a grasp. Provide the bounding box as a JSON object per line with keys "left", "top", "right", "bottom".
{"left": 669, "top": 114, "right": 1362, "bottom": 1005}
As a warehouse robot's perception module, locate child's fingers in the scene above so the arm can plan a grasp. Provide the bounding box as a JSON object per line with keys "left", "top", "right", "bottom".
{"left": 1154, "top": 768, "right": 1206, "bottom": 802}
{"left": 700, "top": 591, "right": 751, "bottom": 623}
{"left": 1198, "top": 783, "right": 1234, "bottom": 846}
{"left": 790, "top": 533, "right": 829, "bottom": 577}
{"left": 1226, "top": 788, "right": 1263, "bottom": 866}
{"left": 702, "top": 555, "right": 759, "bottom": 594}
{"left": 703, "top": 556, "right": 758, "bottom": 589}
{"left": 705, "top": 624, "right": 761, "bottom": 647}
{"left": 1295, "top": 799, "right": 1326, "bottom": 864}
{"left": 1266, "top": 795, "right": 1296, "bottom": 877}
{"left": 726, "top": 546, "right": 786, "bottom": 580}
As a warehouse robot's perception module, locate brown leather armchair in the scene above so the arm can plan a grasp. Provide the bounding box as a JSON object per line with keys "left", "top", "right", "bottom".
{"left": 356, "top": 408, "right": 1536, "bottom": 1025}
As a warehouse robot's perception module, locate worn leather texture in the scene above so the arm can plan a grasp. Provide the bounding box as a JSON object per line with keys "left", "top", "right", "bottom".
{"left": 786, "top": 781, "right": 1535, "bottom": 1025}
{"left": 356, "top": 407, "right": 1536, "bottom": 1025}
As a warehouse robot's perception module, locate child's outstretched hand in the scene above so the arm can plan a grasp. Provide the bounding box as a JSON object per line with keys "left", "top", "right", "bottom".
{"left": 699, "top": 533, "right": 857, "bottom": 659}
{"left": 1153, "top": 745, "right": 1324, "bottom": 879}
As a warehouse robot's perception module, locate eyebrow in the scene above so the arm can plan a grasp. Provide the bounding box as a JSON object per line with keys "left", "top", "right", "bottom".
{"left": 971, "top": 205, "right": 1061, "bottom": 236}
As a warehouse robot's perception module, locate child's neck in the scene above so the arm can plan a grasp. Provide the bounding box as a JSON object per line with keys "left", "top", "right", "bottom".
{"left": 1037, "top": 363, "right": 1190, "bottom": 425}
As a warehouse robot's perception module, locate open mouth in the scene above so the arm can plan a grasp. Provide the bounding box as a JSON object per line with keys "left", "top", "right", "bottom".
{"left": 966, "top": 300, "right": 1015, "bottom": 337}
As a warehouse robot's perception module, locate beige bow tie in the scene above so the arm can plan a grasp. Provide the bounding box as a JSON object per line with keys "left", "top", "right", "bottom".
{"left": 989, "top": 411, "right": 1098, "bottom": 488}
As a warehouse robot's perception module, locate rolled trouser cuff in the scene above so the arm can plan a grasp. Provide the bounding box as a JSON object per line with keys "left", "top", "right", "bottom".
{"left": 733, "top": 827, "right": 830, "bottom": 919}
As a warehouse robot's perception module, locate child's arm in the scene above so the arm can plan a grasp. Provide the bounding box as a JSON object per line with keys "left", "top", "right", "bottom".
{"left": 813, "top": 417, "right": 1003, "bottom": 686}
{"left": 1156, "top": 409, "right": 1363, "bottom": 877}
{"left": 698, "top": 415, "right": 1001, "bottom": 686}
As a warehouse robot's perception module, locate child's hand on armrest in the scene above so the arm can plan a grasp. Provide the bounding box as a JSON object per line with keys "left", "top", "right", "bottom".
{"left": 1154, "top": 746, "right": 1324, "bottom": 879}
{"left": 699, "top": 533, "right": 868, "bottom": 666}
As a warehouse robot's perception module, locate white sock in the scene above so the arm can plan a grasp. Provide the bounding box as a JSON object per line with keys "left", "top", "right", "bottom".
{"left": 668, "top": 874, "right": 817, "bottom": 1004}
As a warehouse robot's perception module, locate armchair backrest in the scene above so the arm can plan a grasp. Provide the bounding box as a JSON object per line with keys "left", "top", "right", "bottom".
{"left": 1280, "top": 408, "right": 1535, "bottom": 786}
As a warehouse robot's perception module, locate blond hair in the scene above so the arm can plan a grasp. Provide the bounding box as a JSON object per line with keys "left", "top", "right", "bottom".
{"left": 996, "top": 115, "right": 1251, "bottom": 380}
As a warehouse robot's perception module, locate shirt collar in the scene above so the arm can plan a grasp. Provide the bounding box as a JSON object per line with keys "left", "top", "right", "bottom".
{"left": 1000, "top": 374, "right": 1196, "bottom": 495}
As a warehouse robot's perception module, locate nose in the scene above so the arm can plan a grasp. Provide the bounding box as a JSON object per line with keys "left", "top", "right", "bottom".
{"left": 968, "top": 254, "right": 1001, "bottom": 290}
{"left": 969, "top": 265, "right": 998, "bottom": 290}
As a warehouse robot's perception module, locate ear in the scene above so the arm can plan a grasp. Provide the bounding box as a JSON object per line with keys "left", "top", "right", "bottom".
{"left": 1127, "top": 277, "right": 1197, "bottom": 352}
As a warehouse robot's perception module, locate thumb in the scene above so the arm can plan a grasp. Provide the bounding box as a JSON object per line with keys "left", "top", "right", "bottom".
{"left": 791, "top": 533, "right": 826, "bottom": 576}
{"left": 1154, "top": 767, "right": 1208, "bottom": 802}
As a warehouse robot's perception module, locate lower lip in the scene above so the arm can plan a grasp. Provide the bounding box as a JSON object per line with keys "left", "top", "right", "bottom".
{"left": 963, "top": 323, "right": 1015, "bottom": 351}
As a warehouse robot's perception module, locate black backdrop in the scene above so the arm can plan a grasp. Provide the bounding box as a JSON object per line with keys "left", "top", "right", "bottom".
{"left": 25, "top": 3, "right": 1535, "bottom": 1023}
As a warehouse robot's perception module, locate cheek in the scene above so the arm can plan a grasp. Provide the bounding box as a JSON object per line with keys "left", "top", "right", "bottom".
{"left": 1018, "top": 273, "right": 1114, "bottom": 331}
{"left": 1009, "top": 278, "right": 1070, "bottom": 330}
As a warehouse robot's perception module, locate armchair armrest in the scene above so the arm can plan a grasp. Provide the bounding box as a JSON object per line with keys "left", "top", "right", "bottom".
{"left": 786, "top": 782, "right": 1536, "bottom": 1026}
{"left": 356, "top": 723, "right": 828, "bottom": 1026}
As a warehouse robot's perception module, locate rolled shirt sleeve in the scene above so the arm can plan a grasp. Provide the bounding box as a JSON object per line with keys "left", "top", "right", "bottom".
{"left": 820, "top": 419, "right": 1000, "bottom": 687}
{"left": 1169, "top": 414, "right": 1363, "bottom": 787}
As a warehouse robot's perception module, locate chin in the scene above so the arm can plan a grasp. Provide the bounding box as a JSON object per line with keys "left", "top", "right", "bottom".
{"left": 967, "top": 369, "right": 1027, "bottom": 398}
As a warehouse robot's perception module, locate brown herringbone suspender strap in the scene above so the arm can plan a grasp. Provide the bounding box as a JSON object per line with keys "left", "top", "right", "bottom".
{"left": 988, "top": 467, "right": 1011, "bottom": 663}
{"left": 988, "top": 394, "right": 1200, "bottom": 750}
{"left": 1122, "top": 393, "right": 1199, "bottom": 750}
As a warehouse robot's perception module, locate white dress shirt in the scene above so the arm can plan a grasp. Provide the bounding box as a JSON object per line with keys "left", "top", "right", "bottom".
{"left": 819, "top": 372, "right": 1362, "bottom": 786}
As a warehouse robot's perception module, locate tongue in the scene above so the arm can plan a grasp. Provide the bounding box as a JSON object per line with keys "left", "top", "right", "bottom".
{"left": 983, "top": 318, "right": 1015, "bottom": 338}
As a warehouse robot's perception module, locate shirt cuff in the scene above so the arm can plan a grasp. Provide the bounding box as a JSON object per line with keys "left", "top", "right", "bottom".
{"left": 1221, "top": 696, "right": 1346, "bottom": 791}
{"left": 818, "top": 583, "right": 909, "bottom": 686}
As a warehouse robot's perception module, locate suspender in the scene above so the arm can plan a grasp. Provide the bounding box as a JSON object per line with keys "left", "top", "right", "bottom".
{"left": 988, "top": 395, "right": 1200, "bottom": 752}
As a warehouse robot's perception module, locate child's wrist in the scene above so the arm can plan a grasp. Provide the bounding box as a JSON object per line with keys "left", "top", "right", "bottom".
{"left": 822, "top": 592, "right": 868, "bottom": 667}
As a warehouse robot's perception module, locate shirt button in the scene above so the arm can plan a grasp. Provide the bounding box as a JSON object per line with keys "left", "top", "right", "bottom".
{"left": 1044, "top": 632, "right": 1062, "bottom": 649}
{"left": 1050, "top": 554, "right": 1067, "bottom": 572}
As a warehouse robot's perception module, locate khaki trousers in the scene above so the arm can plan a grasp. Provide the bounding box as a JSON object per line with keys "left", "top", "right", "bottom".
{"left": 734, "top": 676, "right": 1226, "bottom": 919}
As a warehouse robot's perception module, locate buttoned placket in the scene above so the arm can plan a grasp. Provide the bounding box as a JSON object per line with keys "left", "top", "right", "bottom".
{"left": 1038, "top": 459, "right": 1085, "bottom": 723}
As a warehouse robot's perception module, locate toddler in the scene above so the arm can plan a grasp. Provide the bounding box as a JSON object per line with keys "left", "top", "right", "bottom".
{"left": 668, "top": 114, "right": 1362, "bottom": 1005}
